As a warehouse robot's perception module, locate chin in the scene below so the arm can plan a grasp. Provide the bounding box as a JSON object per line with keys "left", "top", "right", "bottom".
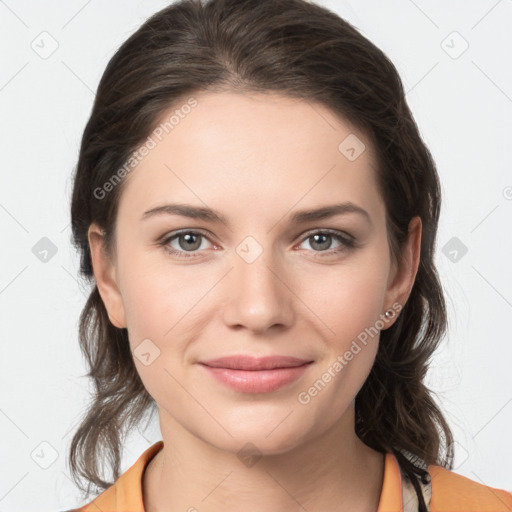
{"left": 199, "top": 418, "right": 311, "bottom": 458}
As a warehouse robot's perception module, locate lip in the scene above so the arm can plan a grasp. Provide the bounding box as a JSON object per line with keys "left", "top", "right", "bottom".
{"left": 199, "top": 355, "right": 314, "bottom": 393}
{"left": 200, "top": 355, "right": 313, "bottom": 370}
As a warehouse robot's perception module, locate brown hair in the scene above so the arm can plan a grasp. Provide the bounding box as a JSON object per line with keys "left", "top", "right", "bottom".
{"left": 69, "top": 0, "right": 454, "bottom": 508}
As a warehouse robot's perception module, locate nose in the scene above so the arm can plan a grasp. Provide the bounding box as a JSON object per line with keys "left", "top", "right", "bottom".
{"left": 222, "top": 246, "right": 295, "bottom": 334}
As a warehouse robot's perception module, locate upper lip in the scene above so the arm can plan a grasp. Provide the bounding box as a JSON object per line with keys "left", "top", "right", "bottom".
{"left": 200, "top": 355, "right": 313, "bottom": 370}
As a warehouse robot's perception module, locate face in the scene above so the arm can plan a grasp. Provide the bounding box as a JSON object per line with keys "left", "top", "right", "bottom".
{"left": 89, "top": 91, "right": 420, "bottom": 455}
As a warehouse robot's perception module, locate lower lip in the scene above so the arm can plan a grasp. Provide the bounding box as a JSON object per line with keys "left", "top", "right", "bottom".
{"left": 200, "top": 363, "right": 313, "bottom": 393}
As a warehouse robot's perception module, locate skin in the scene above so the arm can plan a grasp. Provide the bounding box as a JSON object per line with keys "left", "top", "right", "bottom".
{"left": 88, "top": 90, "right": 422, "bottom": 512}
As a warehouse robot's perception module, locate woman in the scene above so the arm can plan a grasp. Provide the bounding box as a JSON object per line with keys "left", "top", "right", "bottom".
{"left": 65, "top": 0, "right": 512, "bottom": 511}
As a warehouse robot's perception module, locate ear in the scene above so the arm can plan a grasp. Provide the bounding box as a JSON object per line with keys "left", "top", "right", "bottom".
{"left": 87, "top": 222, "right": 127, "bottom": 329}
{"left": 382, "top": 216, "right": 422, "bottom": 327}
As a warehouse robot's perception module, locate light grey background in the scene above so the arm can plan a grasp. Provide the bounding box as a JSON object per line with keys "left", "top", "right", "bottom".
{"left": 1, "top": 0, "right": 511, "bottom": 510}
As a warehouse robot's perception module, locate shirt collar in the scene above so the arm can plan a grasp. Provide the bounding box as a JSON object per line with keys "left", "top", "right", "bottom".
{"left": 378, "top": 452, "right": 405, "bottom": 511}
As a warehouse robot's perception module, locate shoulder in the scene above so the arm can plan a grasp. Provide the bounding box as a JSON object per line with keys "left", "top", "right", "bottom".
{"left": 428, "top": 464, "right": 512, "bottom": 511}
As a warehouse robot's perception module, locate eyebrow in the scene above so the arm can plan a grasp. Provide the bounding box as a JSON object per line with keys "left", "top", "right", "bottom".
{"left": 141, "top": 201, "right": 372, "bottom": 227}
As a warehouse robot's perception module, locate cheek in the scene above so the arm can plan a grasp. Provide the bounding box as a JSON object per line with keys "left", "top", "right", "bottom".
{"left": 297, "top": 252, "right": 389, "bottom": 397}
{"left": 304, "top": 258, "right": 389, "bottom": 342}
{"left": 117, "top": 243, "right": 202, "bottom": 335}
{"left": 298, "top": 271, "right": 385, "bottom": 424}
{"left": 117, "top": 248, "right": 220, "bottom": 390}
{"left": 117, "top": 262, "right": 197, "bottom": 404}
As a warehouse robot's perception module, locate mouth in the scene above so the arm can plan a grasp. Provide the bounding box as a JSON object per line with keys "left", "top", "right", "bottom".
{"left": 200, "top": 355, "right": 314, "bottom": 371}
{"left": 198, "top": 356, "right": 314, "bottom": 393}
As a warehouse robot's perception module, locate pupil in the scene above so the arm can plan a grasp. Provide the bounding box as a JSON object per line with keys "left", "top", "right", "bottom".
{"left": 312, "top": 234, "right": 330, "bottom": 251}
{"left": 181, "top": 233, "right": 200, "bottom": 251}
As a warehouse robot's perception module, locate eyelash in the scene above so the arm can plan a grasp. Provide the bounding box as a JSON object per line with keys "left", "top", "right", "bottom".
{"left": 158, "top": 229, "right": 356, "bottom": 259}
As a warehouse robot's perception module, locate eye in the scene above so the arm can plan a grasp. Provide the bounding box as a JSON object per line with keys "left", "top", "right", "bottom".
{"left": 297, "top": 229, "right": 355, "bottom": 256}
{"left": 159, "top": 230, "right": 215, "bottom": 259}
{"left": 158, "top": 228, "right": 356, "bottom": 259}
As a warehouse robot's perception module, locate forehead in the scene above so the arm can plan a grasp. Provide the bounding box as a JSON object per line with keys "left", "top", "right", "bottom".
{"left": 117, "top": 91, "right": 385, "bottom": 226}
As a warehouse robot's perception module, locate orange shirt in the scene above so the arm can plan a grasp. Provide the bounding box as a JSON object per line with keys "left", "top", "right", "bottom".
{"left": 71, "top": 441, "right": 512, "bottom": 511}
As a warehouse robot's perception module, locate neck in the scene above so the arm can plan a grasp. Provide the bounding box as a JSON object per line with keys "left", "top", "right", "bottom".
{"left": 143, "top": 406, "right": 384, "bottom": 512}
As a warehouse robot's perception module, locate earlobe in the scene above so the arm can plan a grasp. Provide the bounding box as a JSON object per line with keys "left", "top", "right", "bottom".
{"left": 87, "top": 222, "right": 127, "bottom": 329}
{"left": 383, "top": 216, "right": 422, "bottom": 326}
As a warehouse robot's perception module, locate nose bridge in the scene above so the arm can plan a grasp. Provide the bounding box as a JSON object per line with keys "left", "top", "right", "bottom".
{"left": 222, "top": 234, "right": 294, "bottom": 332}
